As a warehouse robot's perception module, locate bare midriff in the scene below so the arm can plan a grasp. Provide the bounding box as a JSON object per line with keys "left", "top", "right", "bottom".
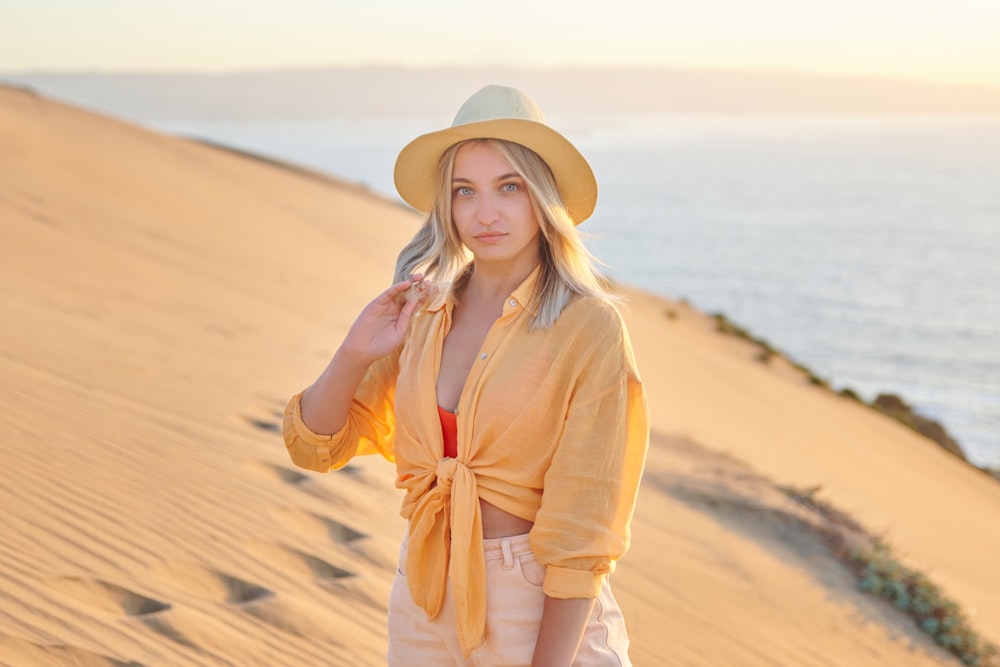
{"left": 480, "top": 499, "right": 534, "bottom": 538}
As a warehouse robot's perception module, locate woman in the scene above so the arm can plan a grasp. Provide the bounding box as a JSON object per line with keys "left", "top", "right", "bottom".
{"left": 283, "top": 85, "right": 649, "bottom": 666}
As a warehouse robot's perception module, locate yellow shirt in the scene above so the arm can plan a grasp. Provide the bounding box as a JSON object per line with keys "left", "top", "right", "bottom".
{"left": 282, "top": 268, "right": 649, "bottom": 657}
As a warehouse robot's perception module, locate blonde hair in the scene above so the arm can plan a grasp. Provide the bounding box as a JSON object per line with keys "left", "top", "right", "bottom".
{"left": 394, "top": 138, "right": 614, "bottom": 330}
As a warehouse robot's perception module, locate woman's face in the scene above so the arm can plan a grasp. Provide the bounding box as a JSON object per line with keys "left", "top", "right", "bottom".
{"left": 451, "top": 141, "right": 541, "bottom": 270}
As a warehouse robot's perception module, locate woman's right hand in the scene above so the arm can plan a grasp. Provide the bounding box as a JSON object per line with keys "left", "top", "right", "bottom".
{"left": 339, "top": 275, "right": 433, "bottom": 365}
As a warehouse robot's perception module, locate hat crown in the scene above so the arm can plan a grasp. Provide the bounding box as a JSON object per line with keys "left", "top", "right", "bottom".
{"left": 452, "top": 85, "right": 547, "bottom": 127}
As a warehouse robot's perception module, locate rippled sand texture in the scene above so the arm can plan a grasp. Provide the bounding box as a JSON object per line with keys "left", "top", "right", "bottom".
{"left": 2, "top": 84, "right": 998, "bottom": 666}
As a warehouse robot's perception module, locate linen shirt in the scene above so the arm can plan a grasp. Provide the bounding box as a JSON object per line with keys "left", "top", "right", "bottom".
{"left": 282, "top": 268, "right": 649, "bottom": 657}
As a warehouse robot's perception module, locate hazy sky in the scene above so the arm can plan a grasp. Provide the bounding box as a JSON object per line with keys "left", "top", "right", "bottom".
{"left": 4, "top": 0, "right": 1000, "bottom": 88}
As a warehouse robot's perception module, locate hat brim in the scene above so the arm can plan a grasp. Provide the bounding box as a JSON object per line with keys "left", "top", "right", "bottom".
{"left": 393, "top": 118, "right": 597, "bottom": 225}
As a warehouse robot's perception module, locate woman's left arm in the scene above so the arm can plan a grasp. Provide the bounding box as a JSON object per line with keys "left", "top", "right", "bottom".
{"left": 531, "top": 596, "right": 598, "bottom": 666}
{"left": 529, "top": 301, "right": 650, "bottom": 665}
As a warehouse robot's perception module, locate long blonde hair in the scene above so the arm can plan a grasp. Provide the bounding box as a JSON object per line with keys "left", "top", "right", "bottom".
{"left": 394, "top": 138, "right": 614, "bottom": 329}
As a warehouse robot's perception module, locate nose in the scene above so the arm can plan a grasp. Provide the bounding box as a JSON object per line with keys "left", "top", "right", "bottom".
{"left": 476, "top": 195, "right": 500, "bottom": 226}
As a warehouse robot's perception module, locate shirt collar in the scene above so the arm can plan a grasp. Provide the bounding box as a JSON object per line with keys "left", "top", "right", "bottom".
{"left": 509, "top": 264, "right": 542, "bottom": 316}
{"left": 425, "top": 264, "right": 542, "bottom": 317}
{"left": 425, "top": 285, "right": 451, "bottom": 314}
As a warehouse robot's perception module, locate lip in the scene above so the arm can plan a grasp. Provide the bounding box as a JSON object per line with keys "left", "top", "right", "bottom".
{"left": 473, "top": 232, "right": 507, "bottom": 243}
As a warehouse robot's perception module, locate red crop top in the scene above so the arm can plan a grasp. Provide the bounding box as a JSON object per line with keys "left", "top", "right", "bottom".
{"left": 437, "top": 404, "right": 458, "bottom": 458}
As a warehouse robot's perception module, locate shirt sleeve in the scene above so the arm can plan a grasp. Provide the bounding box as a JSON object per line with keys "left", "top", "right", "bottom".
{"left": 282, "top": 346, "right": 401, "bottom": 473}
{"left": 529, "top": 303, "right": 650, "bottom": 599}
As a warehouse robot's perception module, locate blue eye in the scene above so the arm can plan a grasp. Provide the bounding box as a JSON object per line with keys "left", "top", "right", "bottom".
{"left": 500, "top": 182, "right": 519, "bottom": 192}
{"left": 454, "top": 186, "right": 473, "bottom": 196}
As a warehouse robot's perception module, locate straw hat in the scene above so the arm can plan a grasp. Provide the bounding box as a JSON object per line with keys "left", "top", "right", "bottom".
{"left": 393, "top": 85, "right": 597, "bottom": 225}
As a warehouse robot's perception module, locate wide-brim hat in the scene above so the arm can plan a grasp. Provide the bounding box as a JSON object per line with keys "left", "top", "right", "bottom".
{"left": 393, "top": 85, "right": 597, "bottom": 225}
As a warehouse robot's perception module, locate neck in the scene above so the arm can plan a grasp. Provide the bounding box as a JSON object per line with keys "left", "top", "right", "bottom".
{"left": 464, "top": 258, "right": 539, "bottom": 305}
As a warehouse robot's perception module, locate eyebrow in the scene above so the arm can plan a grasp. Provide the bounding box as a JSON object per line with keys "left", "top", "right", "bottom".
{"left": 452, "top": 172, "right": 522, "bottom": 184}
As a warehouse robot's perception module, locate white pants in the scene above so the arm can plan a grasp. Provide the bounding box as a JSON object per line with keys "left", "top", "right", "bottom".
{"left": 387, "top": 533, "right": 631, "bottom": 666}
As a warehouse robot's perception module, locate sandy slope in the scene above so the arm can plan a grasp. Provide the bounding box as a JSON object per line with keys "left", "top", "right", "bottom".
{"left": 1, "top": 84, "right": 997, "bottom": 666}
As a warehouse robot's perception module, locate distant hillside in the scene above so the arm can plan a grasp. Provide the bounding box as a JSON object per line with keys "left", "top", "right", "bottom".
{"left": 5, "top": 66, "right": 1000, "bottom": 122}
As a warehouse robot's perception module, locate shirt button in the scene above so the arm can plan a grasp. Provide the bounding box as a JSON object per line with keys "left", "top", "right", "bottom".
{"left": 479, "top": 352, "right": 487, "bottom": 360}
{"left": 509, "top": 299, "right": 517, "bottom": 307}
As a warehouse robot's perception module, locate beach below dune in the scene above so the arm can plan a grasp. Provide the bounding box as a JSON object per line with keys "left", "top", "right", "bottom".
{"left": 1, "top": 84, "right": 998, "bottom": 666}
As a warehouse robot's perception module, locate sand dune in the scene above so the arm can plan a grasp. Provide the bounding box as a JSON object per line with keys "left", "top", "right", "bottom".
{"left": 2, "top": 84, "right": 997, "bottom": 666}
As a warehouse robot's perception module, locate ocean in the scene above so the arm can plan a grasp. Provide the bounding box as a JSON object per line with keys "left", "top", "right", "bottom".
{"left": 151, "top": 114, "right": 1000, "bottom": 468}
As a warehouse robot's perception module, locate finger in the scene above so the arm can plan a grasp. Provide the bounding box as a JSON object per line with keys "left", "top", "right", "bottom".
{"left": 403, "top": 278, "right": 434, "bottom": 304}
{"left": 385, "top": 279, "right": 417, "bottom": 298}
{"left": 397, "top": 298, "right": 419, "bottom": 330}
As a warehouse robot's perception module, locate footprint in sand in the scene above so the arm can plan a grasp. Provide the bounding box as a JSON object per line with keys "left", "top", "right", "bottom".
{"left": 148, "top": 561, "right": 272, "bottom": 605}
{"left": 45, "top": 577, "right": 170, "bottom": 617}
{"left": 246, "top": 459, "right": 310, "bottom": 486}
{"left": 243, "top": 415, "right": 281, "bottom": 434}
{"left": 245, "top": 540, "right": 388, "bottom": 612}
{"left": 0, "top": 637, "right": 143, "bottom": 667}
{"left": 267, "top": 505, "right": 367, "bottom": 545}
{"left": 245, "top": 540, "right": 355, "bottom": 582}
{"left": 241, "top": 595, "right": 347, "bottom": 643}
{"left": 152, "top": 549, "right": 351, "bottom": 644}
{"left": 238, "top": 397, "right": 289, "bottom": 435}
{"left": 234, "top": 396, "right": 286, "bottom": 435}
{"left": 248, "top": 459, "right": 367, "bottom": 501}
